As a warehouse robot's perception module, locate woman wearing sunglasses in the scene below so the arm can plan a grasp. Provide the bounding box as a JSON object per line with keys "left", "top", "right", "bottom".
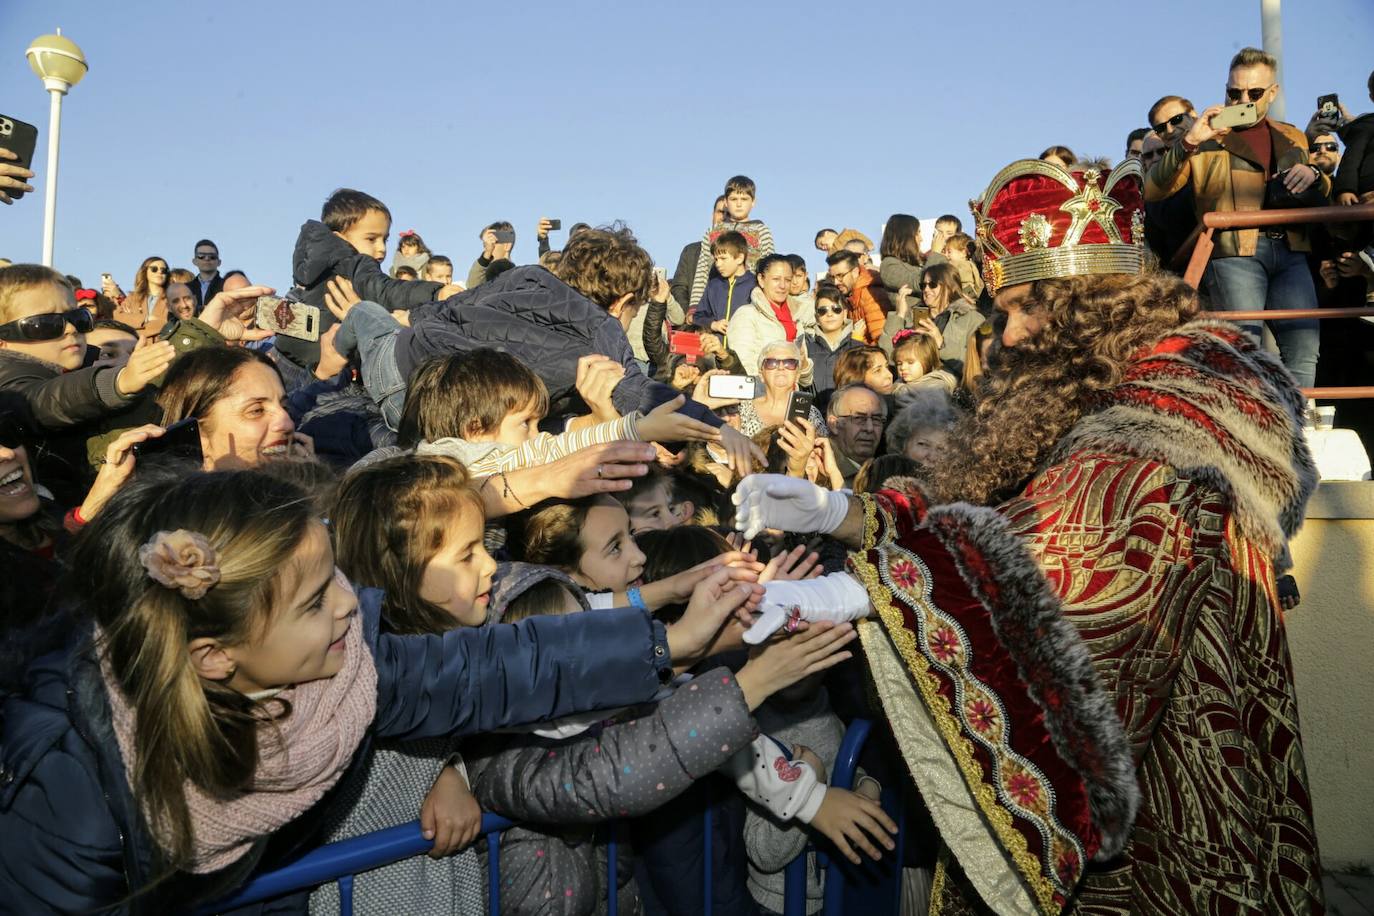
{"left": 894, "top": 262, "right": 984, "bottom": 380}
{"left": 727, "top": 254, "right": 816, "bottom": 388}
{"left": 112, "top": 255, "right": 172, "bottom": 336}
{"left": 735, "top": 339, "right": 828, "bottom": 439}
{"left": 801, "top": 283, "right": 859, "bottom": 397}
{"left": 0, "top": 265, "right": 175, "bottom": 506}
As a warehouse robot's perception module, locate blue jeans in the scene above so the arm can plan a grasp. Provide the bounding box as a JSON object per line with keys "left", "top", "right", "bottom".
{"left": 1201, "top": 235, "right": 1319, "bottom": 388}
{"left": 334, "top": 301, "right": 406, "bottom": 431}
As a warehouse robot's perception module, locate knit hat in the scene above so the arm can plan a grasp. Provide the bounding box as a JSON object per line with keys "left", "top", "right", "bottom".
{"left": 488, "top": 562, "right": 589, "bottom": 623}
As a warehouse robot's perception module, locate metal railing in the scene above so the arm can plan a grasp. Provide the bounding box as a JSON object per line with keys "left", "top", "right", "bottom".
{"left": 1178, "top": 202, "right": 1374, "bottom": 400}
{"left": 205, "top": 719, "right": 889, "bottom": 916}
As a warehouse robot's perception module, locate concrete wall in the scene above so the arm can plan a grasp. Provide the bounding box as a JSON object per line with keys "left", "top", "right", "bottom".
{"left": 1286, "top": 481, "right": 1374, "bottom": 869}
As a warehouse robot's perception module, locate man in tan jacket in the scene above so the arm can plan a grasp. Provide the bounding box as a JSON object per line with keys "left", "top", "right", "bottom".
{"left": 1145, "top": 46, "right": 1329, "bottom": 388}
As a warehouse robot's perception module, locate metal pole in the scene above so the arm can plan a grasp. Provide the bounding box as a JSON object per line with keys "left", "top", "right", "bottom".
{"left": 40, "top": 87, "right": 63, "bottom": 267}
{"left": 1260, "top": 0, "right": 1285, "bottom": 122}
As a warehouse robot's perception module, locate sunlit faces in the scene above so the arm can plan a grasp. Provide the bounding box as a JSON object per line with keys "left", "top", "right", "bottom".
{"left": 168, "top": 282, "right": 197, "bottom": 320}
{"left": 713, "top": 249, "right": 747, "bottom": 279}
{"left": 724, "top": 190, "right": 754, "bottom": 222}
{"left": 1150, "top": 99, "right": 1195, "bottom": 143}
{"left": 829, "top": 259, "right": 860, "bottom": 294}
{"left": 827, "top": 386, "right": 886, "bottom": 461}
{"left": 424, "top": 262, "right": 453, "bottom": 285}
{"left": 895, "top": 355, "right": 928, "bottom": 384}
{"left": 0, "top": 281, "right": 86, "bottom": 370}
{"left": 86, "top": 326, "right": 138, "bottom": 366}
{"left": 571, "top": 499, "right": 646, "bottom": 593}
{"left": 903, "top": 427, "right": 950, "bottom": 466}
{"left": 758, "top": 261, "right": 793, "bottom": 304}
{"left": 624, "top": 481, "right": 690, "bottom": 536}
{"left": 215, "top": 524, "right": 358, "bottom": 693}
{"left": 921, "top": 277, "right": 947, "bottom": 311}
{"left": 418, "top": 500, "right": 497, "bottom": 627}
{"left": 789, "top": 267, "right": 809, "bottom": 296}
{"left": 815, "top": 230, "right": 838, "bottom": 253}
{"left": 0, "top": 442, "right": 40, "bottom": 523}
{"left": 335, "top": 209, "right": 391, "bottom": 262}
{"left": 480, "top": 399, "right": 544, "bottom": 448}
{"left": 863, "top": 353, "right": 894, "bottom": 395}
{"left": 815, "top": 298, "right": 847, "bottom": 333}
{"left": 760, "top": 352, "right": 800, "bottom": 393}
{"left": 1226, "top": 64, "right": 1278, "bottom": 122}
{"left": 199, "top": 361, "right": 297, "bottom": 470}
{"left": 995, "top": 283, "right": 1045, "bottom": 349}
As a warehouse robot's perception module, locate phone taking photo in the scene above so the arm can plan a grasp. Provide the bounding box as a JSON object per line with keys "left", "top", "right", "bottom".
{"left": 255, "top": 296, "right": 321, "bottom": 342}
{"left": 493, "top": 230, "right": 516, "bottom": 246}
{"left": 707, "top": 374, "right": 764, "bottom": 401}
{"left": 0, "top": 114, "right": 39, "bottom": 201}
{"left": 786, "top": 390, "right": 814, "bottom": 425}
{"left": 131, "top": 418, "right": 203, "bottom": 464}
{"left": 1211, "top": 102, "right": 1258, "bottom": 131}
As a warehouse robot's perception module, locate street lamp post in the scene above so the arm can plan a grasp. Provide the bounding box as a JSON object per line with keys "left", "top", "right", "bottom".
{"left": 25, "top": 30, "right": 88, "bottom": 268}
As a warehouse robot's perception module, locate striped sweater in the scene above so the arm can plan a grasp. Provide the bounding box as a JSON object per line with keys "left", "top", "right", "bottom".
{"left": 689, "top": 219, "right": 776, "bottom": 308}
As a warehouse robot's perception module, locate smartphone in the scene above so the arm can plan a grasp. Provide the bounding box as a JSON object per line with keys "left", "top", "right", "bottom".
{"left": 669, "top": 330, "right": 703, "bottom": 357}
{"left": 0, "top": 114, "right": 39, "bottom": 201}
{"left": 910, "top": 305, "right": 932, "bottom": 325}
{"left": 132, "top": 417, "right": 203, "bottom": 463}
{"left": 707, "top": 374, "right": 764, "bottom": 400}
{"left": 1211, "top": 102, "right": 1258, "bottom": 131}
{"left": 653, "top": 266, "right": 668, "bottom": 284}
{"left": 101, "top": 272, "right": 113, "bottom": 284}
{"left": 785, "top": 390, "right": 815, "bottom": 425}
{"left": 547, "top": 219, "right": 562, "bottom": 231}
{"left": 255, "top": 295, "right": 320, "bottom": 342}
{"left": 493, "top": 230, "right": 516, "bottom": 246}
{"left": 1317, "top": 93, "right": 1341, "bottom": 122}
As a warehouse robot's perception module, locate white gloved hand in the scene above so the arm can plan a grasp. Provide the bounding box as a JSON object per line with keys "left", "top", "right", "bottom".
{"left": 732, "top": 474, "right": 850, "bottom": 541}
{"left": 744, "top": 573, "right": 872, "bottom": 644}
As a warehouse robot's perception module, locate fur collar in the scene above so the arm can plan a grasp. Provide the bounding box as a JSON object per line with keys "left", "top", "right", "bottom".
{"left": 1048, "top": 319, "right": 1317, "bottom": 560}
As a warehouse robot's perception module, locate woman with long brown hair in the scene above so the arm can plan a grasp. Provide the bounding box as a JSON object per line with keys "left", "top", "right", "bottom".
{"left": 113, "top": 255, "right": 171, "bottom": 336}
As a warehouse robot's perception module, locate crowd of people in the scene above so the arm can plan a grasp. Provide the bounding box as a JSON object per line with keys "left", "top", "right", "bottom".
{"left": 0, "top": 47, "right": 1368, "bottom": 916}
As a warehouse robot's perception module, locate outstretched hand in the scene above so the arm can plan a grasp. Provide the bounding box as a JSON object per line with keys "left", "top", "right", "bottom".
{"left": 733, "top": 474, "right": 849, "bottom": 541}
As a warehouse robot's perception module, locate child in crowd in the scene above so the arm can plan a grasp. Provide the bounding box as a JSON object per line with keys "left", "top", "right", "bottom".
{"left": 335, "top": 454, "right": 862, "bottom": 916}
{"left": 689, "top": 175, "right": 777, "bottom": 308}
{"left": 942, "top": 231, "right": 985, "bottom": 299}
{"left": 421, "top": 255, "right": 454, "bottom": 285}
{"left": 891, "top": 330, "right": 956, "bottom": 401}
{"left": 394, "top": 265, "right": 419, "bottom": 281}
{"left": 615, "top": 463, "right": 700, "bottom": 536}
{"left": 695, "top": 231, "right": 757, "bottom": 334}
{"left": 283, "top": 188, "right": 443, "bottom": 372}
{"left": 389, "top": 229, "right": 432, "bottom": 279}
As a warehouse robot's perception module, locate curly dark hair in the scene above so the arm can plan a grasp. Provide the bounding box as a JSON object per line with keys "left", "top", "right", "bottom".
{"left": 930, "top": 269, "right": 1200, "bottom": 506}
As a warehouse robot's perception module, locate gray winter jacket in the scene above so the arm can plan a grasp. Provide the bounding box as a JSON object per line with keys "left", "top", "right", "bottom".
{"left": 466, "top": 667, "right": 757, "bottom": 915}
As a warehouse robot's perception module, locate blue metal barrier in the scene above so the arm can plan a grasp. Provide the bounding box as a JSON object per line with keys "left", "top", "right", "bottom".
{"left": 206, "top": 719, "right": 888, "bottom": 915}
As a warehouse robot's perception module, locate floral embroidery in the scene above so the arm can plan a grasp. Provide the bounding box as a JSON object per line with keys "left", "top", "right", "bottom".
{"left": 966, "top": 696, "right": 1000, "bottom": 734}
{"left": 1006, "top": 769, "right": 1043, "bottom": 808}
{"left": 928, "top": 626, "right": 962, "bottom": 664}
{"left": 888, "top": 557, "right": 920, "bottom": 591}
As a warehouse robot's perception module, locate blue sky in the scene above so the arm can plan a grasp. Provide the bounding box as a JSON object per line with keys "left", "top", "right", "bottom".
{"left": 2, "top": 0, "right": 1371, "bottom": 288}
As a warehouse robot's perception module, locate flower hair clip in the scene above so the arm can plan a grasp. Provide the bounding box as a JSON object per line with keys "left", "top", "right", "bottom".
{"left": 398, "top": 229, "right": 417, "bottom": 238}
{"left": 138, "top": 529, "right": 222, "bottom": 600}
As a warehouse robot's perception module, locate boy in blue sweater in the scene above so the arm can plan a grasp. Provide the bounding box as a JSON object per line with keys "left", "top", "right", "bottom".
{"left": 693, "top": 230, "right": 756, "bottom": 335}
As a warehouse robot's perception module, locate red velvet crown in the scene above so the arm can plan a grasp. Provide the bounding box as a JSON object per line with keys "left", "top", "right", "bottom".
{"left": 969, "top": 159, "right": 1145, "bottom": 295}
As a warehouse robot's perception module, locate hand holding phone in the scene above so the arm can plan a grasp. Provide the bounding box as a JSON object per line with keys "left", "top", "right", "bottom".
{"left": 0, "top": 115, "right": 39, "bottom": 204}
{"left": 493, "top": 230, "right": 516, "bottom": 246}
{"left": 1209, "top": 102, "right": 1258, "bottom": 132}
{"left": 547, "top": 219, "right": 561, "bottom": 231}
{"left": 255, "top": 295, "right": 321, "bottom": 342}
{"left": 707, "top": 374, "right": 764, "bottom": 401}
{"left": 786, "top": 390, "right": 815, "bottom": 424}
{"left": 131, "top": 418, "right": 203, "bottom": 463}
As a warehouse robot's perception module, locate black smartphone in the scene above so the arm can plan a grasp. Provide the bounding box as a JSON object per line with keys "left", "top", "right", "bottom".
{"left": 1317, "top": 93, "right": 1341, "bottom": 122}
{"left": 0, "top": 114, "right": 39, "bottom": 201}
{"left": 132, "top": 418, "right": 203, "bottom": 463}
{"left": 493, "top": 230, "right": 516, "bottom": 245}
{"left": 547, "top": 219, "right": 562, "bottom": 231}
{"left": 786, "top": 390, "right": 815, "bottom": 425}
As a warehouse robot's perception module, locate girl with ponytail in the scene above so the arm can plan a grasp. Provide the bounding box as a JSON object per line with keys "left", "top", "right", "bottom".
{"left": 0, "top": 467, "right": 758, "bottom": 913}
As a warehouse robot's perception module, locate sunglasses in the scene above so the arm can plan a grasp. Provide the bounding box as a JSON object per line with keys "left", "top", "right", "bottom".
{"left": 922, "top": 280, "right": 940, "bottom": 289}
{"left": 147, "top": 266, "right": 168, "bottom": 274}
{"left": 1308, "top": 142, "right": 1339, "bottom": 153}
{"left": 0, "top": 415, "right": 30, "bottom": 450}
{"left": 0, "top": 307, "right": 94, "bottom": 342}
{"left": 1150, "top": 112, "right": 1189, "bottom": 133}
{"left": 761, "top": 358, "right": 800, "bottom": 371}
{"left": 815, "top": 304, "right": 845, "bottom": 316}
{"left": 1225, "top": 86, "right": 1269, "bottom": 102}
{"left": 194, "top": 252, "right": 219, "bottom": 260}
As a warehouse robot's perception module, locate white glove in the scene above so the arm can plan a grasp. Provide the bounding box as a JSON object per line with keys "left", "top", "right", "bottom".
{"left": 744, "top": 573, "right": 872, "bottom": 644}
{"left": 732, "top": 474, "right": 850, "bottom": 541}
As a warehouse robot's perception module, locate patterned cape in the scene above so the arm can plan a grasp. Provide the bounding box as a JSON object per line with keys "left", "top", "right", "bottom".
{"left": 850, "top": 321, "right": 1324, "bottom": 914}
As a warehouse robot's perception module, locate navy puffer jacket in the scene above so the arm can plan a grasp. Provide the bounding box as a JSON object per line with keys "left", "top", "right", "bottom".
{"left": 395, "top": 266, "right": 723, "bottom": 427}
{"left": 0, "top": 588, "right": 675, "bottom": 914}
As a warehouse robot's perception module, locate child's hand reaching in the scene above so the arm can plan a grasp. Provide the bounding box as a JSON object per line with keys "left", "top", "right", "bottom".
{"left": 637, "top": 394, "right": 722, "bottom": 445}
{"left": 734, "top": 622, "right": 857, "bottom": 710}
{"left": 758, "top": 543, "right": 821, "bottom": 584}
{"left": 664, "top": 566, "right": 763, "bottom": 669}
{"left": 809, "top": 787, "right": 897, "bottom": 865}
{"left": 420, "top": 766, "right": 483, "bottom": 858}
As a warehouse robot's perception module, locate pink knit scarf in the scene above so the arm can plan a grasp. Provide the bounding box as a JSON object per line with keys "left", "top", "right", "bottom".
{"left": 99, "top": 615, "right": 378, "bottom": 873}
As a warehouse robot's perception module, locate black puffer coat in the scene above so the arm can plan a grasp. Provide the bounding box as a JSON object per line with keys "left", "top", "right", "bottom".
{"left": 396, "top": 266, "right": 722, "bottom": 426}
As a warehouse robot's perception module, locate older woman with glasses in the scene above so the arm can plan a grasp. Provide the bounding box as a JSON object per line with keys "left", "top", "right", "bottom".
{"left": 735, "top": 340, "right": 827, "bottom": 438}
{"left": 112, "top": 255, "right": 172, "bottom": 336}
